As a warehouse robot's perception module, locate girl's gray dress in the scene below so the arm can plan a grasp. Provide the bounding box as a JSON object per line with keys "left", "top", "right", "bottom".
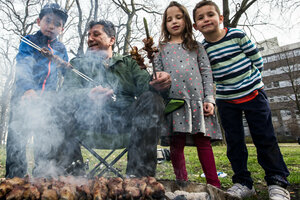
{"left": 154, "top": 42, "right": 222, "bottom": 145}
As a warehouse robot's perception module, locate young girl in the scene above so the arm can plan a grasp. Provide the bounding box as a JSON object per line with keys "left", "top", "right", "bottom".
{"left": 154, "top": 1, "right": 222, "bottom": 188}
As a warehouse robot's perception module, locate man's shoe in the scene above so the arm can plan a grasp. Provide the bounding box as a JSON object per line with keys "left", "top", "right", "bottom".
{"left": 226, "top": 183, "right": 256, "bottom": 198}
{"left": 268, "top": 185, "right": 290, "bottom": 200}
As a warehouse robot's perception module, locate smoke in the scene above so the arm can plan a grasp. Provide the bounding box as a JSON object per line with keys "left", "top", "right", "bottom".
{"left": 7, "top": 49, "right": 167, "bottom": 178}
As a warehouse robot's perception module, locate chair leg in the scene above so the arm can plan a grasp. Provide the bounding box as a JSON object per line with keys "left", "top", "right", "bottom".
{"left": 76, "top": 138, "right": 128, "bottom": 178}
{"left": 98, "top": 149, "right": 128, "bottom": 178}
{"left": 88, "top": 150, "right": 116, "bottom": 178}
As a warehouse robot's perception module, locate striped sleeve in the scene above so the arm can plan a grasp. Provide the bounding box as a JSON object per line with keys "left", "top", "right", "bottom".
{"left": 238, "top": 30, "right": 264, "bottom": 72}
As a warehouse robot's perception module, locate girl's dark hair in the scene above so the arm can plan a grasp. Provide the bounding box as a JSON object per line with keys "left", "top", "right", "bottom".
{"left": 193, "top": 0, "right": 221, "bottom": 22}
{"left": 159, "top": 1, "right": 198, "bottom": 51}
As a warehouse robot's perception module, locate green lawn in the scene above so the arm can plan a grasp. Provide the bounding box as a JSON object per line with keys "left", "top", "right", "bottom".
{"left": 0, "top": 143, "right": 299, "bottom": 199}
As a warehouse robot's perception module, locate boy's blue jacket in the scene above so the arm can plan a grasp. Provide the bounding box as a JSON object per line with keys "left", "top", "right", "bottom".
{"left": 14, "top": 30, "right": 68, "bottom": 97}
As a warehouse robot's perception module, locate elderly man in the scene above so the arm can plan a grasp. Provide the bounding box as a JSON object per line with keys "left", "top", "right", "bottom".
{"left": 61, "top": 20, "right": 171, "bottom": 177}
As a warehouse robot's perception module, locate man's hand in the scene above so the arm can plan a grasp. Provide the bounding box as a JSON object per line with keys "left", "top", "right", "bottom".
{"left": 88, "top": 85, "right": 114, "bottom": 103}
{"left": 21, "top": 89, "right": 38, "bottom": 101}
{"left": 149, "top": 71, "right": 171, "bottom": 92}
{"left": 203, "top": 102, "right": 214, "bottom": 116}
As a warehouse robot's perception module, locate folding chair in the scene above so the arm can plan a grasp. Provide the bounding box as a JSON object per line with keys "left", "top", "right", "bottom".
{"left": 75, "top": 132, "right": 131, "bottom": 179}
{"left": 75, "top": 99, "right": 184, "bottom": 178}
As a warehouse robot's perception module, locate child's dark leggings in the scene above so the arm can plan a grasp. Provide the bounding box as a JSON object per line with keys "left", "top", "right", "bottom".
{"left": 170, "top": 133, "right": 221, "bottom": 188}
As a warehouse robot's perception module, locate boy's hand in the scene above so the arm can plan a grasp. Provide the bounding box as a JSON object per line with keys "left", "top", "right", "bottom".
{"left": 149, "top": 71, "right": 171, "bottom": 91}
{"left": 203, "top": 102, "right": 214, "bottom": 116}
{"left": 88, "top": 85, "right": 114, "bottom": 103}
{"left": 21, "top": 89, "right": 38, "bottom": 101}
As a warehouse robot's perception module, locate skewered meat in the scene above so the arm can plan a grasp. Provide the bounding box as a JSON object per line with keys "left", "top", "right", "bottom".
{"left": 107, "top": 177, "right": 124, "bottom": 199}
{"left": 92, "top": 177, "right": 108, "bottom": 200}
{"left": 123, "top": 178, "right": 141, "bottom": 199}
{"left": 23, "top": 185, "right": 40, "bottom": 200}
{"left": 0, "top": 181, "right": 13, "bottom": 198}
{"left": 0, "top": 176, "right": 165, "bottom": 199}
{"left": 41, "top": 188, "right": 58, "bottom": 200}
{"left": 142, "top": 37, "right": 158, "bottom": 62}
{"left": 130, "top": 46, "right": 147, "bottom": 69}
{"left": 5, "top": 177, "right": 26, "bottom": 186}
{"left": 40, "top": 47, "right": 53, "bottom": 58}
{"left": 76, "top": 184, "right": 92, "bottom": 200}
{"left": 40, "top": 47, "right": 73, "bottom": 69}
{"left": 144, "top": 177, "right": 165, "bottom": 199}
{"left": 5, "top": 186, "right": 25, "bottom": 200}
{"left": 59, "top": 184, "right": 76, "bottom": 200}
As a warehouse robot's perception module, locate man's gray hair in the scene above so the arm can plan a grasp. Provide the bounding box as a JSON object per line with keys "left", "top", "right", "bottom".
{"left": 88, "top": 20, "right": 116, "bottom": 38}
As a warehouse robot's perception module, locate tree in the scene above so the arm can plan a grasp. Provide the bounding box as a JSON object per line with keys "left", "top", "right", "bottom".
{"left": 281, "top": 49, "right": 300, "bottom": 113}
{"left": 111, "top": 0, "right": 161, "bottom": 55}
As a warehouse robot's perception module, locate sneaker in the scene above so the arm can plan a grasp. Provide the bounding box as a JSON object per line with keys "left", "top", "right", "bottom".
{"left": 226, "top": 183, "right": 256, "bottom": 198}
{"left": 268, "top": 185, "right": 290, "bottom": 200}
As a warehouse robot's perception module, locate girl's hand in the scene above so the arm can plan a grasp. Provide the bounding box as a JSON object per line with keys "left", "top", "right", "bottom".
{"left": 203, "top": 102, "right": 214, "bottom": 116}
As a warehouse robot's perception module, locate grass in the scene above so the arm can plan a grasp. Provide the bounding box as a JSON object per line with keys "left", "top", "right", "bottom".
{"left": 0, "top": 143, "right": 299, "bottom": 199}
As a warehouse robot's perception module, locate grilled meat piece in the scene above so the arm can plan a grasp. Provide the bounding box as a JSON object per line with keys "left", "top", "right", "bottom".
{"left": 0, "top": 181, "right": 13, "bottom": 198}
{"left": 144, "top": 177, "right": 165, "bottom": 198}
{"left": 142, "top": 37, "right": 158, "bottom": 62}
{"left": 5, "top": 186, "right": 25, "bottom": 200}
{"left": 92, "top": 177, "right": 108, "bottom": 200}
{"left": 107, "top": 177, "right": 123, "bottom": 199}
{"left": 41, "top": 188, "right": 58, "bottom": 200}
{"left": 130, "top": 46, "right": 146, "bottom": 69}
{"left": 23, "top": 185, "right": 40, "bottom": 200}
{"left": 40, "top": 47, "right": 72, "bottom": 69}
{"left": 76, "top": 184, "right": 92, "bottom": 200}
{"left": 40, "top": 47, "right": 52, "bottom": 58}
{"left": 59, "top": 184, "right": 76, "bottom": 200}
{"left": 5, "top": 177, "right": 26, "bottom": 186}
{"left": 123, "top": 178, "right": 142, "bottom": 199}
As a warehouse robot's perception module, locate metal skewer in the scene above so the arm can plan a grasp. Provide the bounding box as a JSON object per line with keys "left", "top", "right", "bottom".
{"left": 18, "top": 34, "right": 43, "bottom": 51}
{"left": 17, "top": 33, "right": 116, "bottom": 101}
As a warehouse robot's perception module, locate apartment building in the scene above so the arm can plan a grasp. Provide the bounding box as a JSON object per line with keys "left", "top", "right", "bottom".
{"left": 255, "top": 38, "right": 300, "bottom": 139}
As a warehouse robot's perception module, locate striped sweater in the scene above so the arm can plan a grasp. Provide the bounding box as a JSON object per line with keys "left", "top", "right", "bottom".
{"left": 202, "top": 28, "right": 264, "bottom": 100}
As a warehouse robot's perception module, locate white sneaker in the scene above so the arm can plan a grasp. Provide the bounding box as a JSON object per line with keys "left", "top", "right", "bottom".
{"left": 226, "top": 183, "right": 256, "bottom": 198}
{"left": 268, "top": 185, "right": 290, "bottom": 200}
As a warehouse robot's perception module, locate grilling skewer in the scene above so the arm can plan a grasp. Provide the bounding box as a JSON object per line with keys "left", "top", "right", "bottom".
{"left": 143, "top": 18, "right": 158, "bottom": 80}
{"left": 17, "top": 34, "right": 116, "bottom": 101}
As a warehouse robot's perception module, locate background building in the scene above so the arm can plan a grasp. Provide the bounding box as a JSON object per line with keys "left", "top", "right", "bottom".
{"left": 255, "top": 38, "right": 300, "bottom": 141}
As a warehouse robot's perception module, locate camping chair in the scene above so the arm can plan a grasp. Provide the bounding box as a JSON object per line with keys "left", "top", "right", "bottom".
{"left": 75, "top": 131, "right": 131, "bottom": 179}
{"left": 76, "top": 99, "right": 184, "bottom": 179}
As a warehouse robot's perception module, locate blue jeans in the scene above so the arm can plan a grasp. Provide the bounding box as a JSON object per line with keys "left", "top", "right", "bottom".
{"left": 216, "top": 90, "right": 289, "bottom": 188}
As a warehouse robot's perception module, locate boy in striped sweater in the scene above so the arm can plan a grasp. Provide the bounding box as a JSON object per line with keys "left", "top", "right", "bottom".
{"left": 192, "top": 1, "right": 290, "bottom": 200}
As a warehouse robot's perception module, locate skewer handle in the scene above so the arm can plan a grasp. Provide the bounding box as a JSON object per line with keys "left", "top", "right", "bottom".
{"left": 143, "top": 18, "right": 150, "bottom": 39}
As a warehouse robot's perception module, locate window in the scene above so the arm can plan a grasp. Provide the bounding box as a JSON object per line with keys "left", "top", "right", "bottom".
{"left": 263, "top": 57, "right": 268, "bottom": 64}
{"left": 293, "top": 49, "right": 300, "bottom": 57}
{"left": 267, "top": 54, "right": 280, "bottom": 63}
{"left": 273, "top": 81, "right": 279, "bottom": 87}
{"left": 287, "top": 51, "right": 294, "bottom": 58}
{"left": 280, "top": 110, "right": 292, "bottom": 121}
{"left": 280, "top": 53, "right": 287, "bottom": 60}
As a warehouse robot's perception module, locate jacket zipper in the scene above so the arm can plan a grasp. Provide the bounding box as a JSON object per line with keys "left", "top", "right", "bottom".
{"left": 41, "top": 40, "right": 54, "bottom": 94}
